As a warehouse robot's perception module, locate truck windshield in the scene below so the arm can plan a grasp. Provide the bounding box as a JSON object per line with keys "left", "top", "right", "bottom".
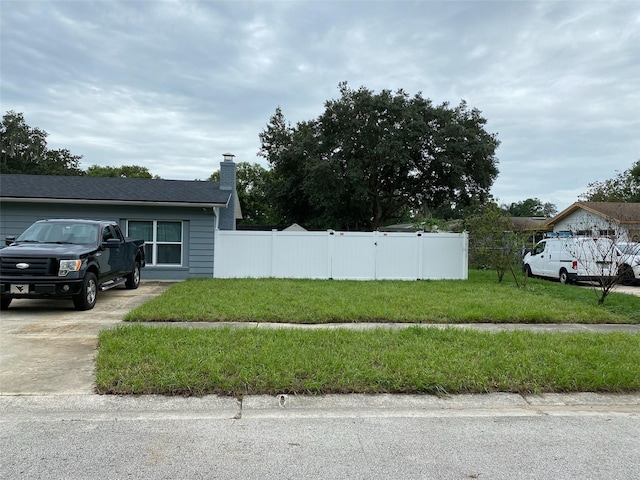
{"left": 16, "top": 222, "right": 99, "bottom": 245}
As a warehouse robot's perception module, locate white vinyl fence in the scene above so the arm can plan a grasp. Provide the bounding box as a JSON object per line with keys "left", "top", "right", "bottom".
{"left": 214, "top": 230, "right": 468, "bottom": 280}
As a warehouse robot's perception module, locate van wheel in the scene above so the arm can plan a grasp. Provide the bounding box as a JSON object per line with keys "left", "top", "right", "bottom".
{"left": 524, "top": 265, "right": 532, "bottom": 278}
{"left": 618, "top": 264, "right": 635, "bottom": 285}
{"left": 559, "top": 269, "right": 570, "bottom": 285}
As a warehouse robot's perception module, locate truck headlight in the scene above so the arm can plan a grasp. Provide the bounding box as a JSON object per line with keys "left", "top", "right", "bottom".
{"left": 59, "top": 259, "right": 82, "bottom": 276}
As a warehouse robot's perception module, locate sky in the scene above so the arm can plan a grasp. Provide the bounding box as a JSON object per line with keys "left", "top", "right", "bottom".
{"left": 1, "top": 0, "right": 639, "bottom": 210}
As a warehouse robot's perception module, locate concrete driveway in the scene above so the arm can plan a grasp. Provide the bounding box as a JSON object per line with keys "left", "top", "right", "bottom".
{"left": 611, "top": 284, "right": 640, "bottom": 296}
{"left": 0, "top": 282, "right": 173, "bottom": 395}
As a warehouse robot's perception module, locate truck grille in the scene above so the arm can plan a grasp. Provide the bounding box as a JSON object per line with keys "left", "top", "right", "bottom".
{"left": 0, "top": 257, "right": 55, "bottom": 276}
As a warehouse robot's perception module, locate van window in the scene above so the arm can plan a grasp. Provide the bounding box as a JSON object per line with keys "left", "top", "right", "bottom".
{"left": 533, "top": 241, "right": 546, "bottom": 255}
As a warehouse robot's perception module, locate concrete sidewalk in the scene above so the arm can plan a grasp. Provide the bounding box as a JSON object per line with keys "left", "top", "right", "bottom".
{"left": 145, "top": 320, "right": 640, "bottom": 333}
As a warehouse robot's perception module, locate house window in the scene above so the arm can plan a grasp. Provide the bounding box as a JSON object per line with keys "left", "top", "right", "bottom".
{"left": 128, "top": 220, "right": 183, "bottom": 266}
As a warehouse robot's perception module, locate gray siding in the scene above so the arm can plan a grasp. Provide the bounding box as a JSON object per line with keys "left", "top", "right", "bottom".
{"left": 188, "top": 219, "right": 216, "bottom": 277}
{"left": 0, "top": 201, "right": 218, "bottom": 280}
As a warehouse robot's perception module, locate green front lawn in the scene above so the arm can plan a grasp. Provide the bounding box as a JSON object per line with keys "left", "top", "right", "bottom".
{"left": 126, "top": 270, "right": 640, "bottom": 324}
{"left": 96, "top": 325, "right": 640, "bottom": 396}
{"left": 96, "top": 270, "right": 640, "bottom": 396}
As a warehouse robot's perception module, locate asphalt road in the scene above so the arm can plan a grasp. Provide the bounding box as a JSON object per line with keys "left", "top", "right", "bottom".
{"left": 1, "top": 393, "right": 639, "bottom": 479}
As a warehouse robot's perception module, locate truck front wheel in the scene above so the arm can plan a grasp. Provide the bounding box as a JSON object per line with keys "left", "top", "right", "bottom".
{"left": 1, "top": 297, "right": 11, "bottom": 310}
{"left": 125, "top": 262, "right": 140, "bottom": 289}
{"left": 73, "top": 273, "right": 97, "bottom": 310}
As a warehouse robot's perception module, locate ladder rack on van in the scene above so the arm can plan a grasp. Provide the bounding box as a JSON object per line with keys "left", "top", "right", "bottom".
{"left": 545, "top": 231, "right": 573, "bottom": 238}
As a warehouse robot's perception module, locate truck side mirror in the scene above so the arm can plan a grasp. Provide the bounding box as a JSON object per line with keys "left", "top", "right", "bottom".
{"left": 5, "top": 236, "right": 16, "bottom": 246}
{"left": 103, "top": 238, "right": 121, "bottom": 249}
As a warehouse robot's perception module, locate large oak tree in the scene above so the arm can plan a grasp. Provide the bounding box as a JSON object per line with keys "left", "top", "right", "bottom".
{"left": 259, "top": 83, "right": 500, "bottom": 230}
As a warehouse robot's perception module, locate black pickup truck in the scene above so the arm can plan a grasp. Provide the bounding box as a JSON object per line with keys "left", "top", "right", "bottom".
{"left": 1, "top": 219, "right": 145, "bottom": 311}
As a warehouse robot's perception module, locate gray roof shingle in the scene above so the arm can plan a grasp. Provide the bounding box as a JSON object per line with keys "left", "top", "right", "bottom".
{"left": 0, "top": 174, "right": 231, "bottom": 206}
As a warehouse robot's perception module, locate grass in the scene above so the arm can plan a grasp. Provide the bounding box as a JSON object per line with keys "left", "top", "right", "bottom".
{"left": 125, "top": 270, "right": 640, "bottom": 324}
{"left": 96, "top": 324, "right": 640, "bottom": 396}
{"left": 97, "top": 270, "right": 640, "bottom": 396}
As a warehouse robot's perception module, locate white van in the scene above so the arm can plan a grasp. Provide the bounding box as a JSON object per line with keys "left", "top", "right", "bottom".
{"left": 523, "top": 236, "right": 617, "bottom": 284}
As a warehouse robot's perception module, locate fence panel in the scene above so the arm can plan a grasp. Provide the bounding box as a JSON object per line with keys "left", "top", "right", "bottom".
{"left": 214, "top": 230, "right": 468, "bottom": 280}
{"left": 330, "top": 232, "right": 376, "bottom": 280}
{"left": 375, "top": 232, "right": 421, "bottom": 280}
{"left": 421, "top": 233, "right": 468, "bottom": 280}
{"left": 272, "top": 231, "right": 330, "bottom": 279}
{"left": 214, "top": 230, "right": 273, "bottom": 278}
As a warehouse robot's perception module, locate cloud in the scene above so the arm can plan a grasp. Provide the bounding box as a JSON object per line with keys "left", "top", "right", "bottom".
{"left": 1, "top": 0, "right": 638, "bottom": 209}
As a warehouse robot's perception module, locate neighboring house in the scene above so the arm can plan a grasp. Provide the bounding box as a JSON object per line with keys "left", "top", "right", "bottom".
{"left": 0, "top": 155, "right": 240, "bottom": 280}
{"left": 544, "top": 202, "right": 640, "bottom": 242}
{"left": 509, "top": 216, "right": 548, "bottom": 232}
{"left": 282, "top": 223, "right": 307, "bottom": 232}
{"left": 509, "top": 216, "right": 549, "bottom": 243}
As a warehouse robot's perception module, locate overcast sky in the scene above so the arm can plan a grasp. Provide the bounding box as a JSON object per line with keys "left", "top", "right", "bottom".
{"left": 2, "top": 0, "right": 639, "bottom": 209}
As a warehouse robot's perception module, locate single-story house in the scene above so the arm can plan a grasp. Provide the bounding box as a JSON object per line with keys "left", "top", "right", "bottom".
{"left": 544, "top": 202, "right": 640, "bottom": 242}
{"left": 509, "top": 216, "right": 550, "bottom": 243}
{"left": 509, "top": 216, "right": 548, "bottom": 232}
{"left": 0, "top": 155, "right": 240, "bottom": 280}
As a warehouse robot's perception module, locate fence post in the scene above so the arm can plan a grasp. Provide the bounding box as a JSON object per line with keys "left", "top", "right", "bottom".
{"left": 463, "top": 232, "right": 469, "bottom": 280}
{"left": 270, "top": 229, "right": 277, "bottom": 277}
{"left": 213, "top": 228, "right": 219, "bottom": 278}
{"left": 327, "top": 230, "right": 335, "bottom": 279}
{"left": 373, "top": 231, "right": 379, "bottom": 280}
{"left": 417, "top": 232, "right": 423, "bottom": 280}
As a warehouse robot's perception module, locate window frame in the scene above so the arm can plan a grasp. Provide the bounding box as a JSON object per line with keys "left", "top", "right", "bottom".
{"left": 127, "top": 220, "right": 183, "bottom": 266}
